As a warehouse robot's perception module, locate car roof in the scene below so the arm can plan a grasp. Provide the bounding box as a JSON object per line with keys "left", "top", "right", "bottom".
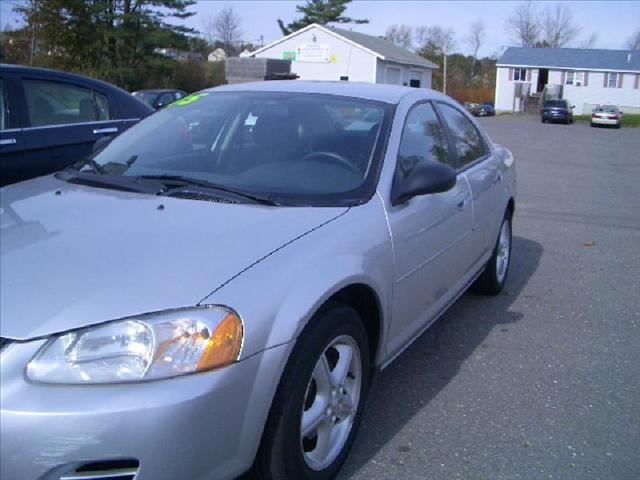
{"left": 134, "top": 89, "right": 183, "bottom": 94}
{"left": 0, "top": 63, "right": 128, "bottom": 93}
{"left": 207, "top": 80, "right": 450, "bottom": 105}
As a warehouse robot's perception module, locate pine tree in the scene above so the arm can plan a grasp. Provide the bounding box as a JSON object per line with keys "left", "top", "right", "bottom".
{"left": 277, "top": 0, "right": 368, "bottom": 36}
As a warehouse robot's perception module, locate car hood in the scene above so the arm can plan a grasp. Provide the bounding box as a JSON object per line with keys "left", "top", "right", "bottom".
{"left": 0, "top": 176, "right": 347, "bottom": 340}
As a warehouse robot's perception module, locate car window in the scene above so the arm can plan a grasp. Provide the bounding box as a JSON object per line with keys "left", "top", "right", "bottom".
{"left": 23, "top": 79, "right": 102, "bottom": 127}
{"left": 396, "top": 102, "right": 452, "bottom": 178}
{"left": 94, "top": 91, "right": 111, "bottom": 120}
{"left": 0, "top": 79, "right": 7, "bottom": 130}
{"left": 158, "top": 93, "right": 175, "bottom": 106}
{"left": 437, "top": 103, "right": 487, "bottom": 168}
{"left": 544, "top": 100, "right": 566, "bottom": 108}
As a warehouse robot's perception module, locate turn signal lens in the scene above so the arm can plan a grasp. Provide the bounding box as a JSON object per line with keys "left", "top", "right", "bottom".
{"left": 197, "top": 313, "right": 243, "bottom": 370}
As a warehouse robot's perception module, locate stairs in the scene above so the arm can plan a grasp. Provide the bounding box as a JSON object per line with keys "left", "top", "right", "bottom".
{"left": 526, "top": 93, "right": 541, "bottom": 113}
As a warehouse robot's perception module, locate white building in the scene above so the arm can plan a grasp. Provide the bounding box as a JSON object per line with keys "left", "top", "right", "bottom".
{"left": 251, "top": 23, "right": 437, "bottom": 88}
{"left": 495, "top": 47, "right": 640, "bottom": 115}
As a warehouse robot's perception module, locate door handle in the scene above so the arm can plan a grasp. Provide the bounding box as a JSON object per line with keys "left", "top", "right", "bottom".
{"left": 495, "top": 172, "right": 504, "bottom": 184}
{"left": 93, "top": 127, "right": 118, "bottom": 134}
{"left": 0, "top": 138, "right": 17, "bottom": 146}
{"left": 457, "top": 198, "right": 468, "bottom": 210}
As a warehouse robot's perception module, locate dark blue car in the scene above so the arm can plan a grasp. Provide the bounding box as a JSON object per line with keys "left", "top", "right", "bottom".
{"left": 541, "top": 99, "right": 574, "bottom": 125}
{"left": 0, "top": 64, "right": 153, "bottom": 186}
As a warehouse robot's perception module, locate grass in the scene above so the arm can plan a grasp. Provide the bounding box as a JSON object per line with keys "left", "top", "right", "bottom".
{"left": 573, "top": 113, "right": 640, "bottom": 127}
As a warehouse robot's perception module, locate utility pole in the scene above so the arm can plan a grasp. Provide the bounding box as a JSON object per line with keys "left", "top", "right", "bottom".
{"left": 442, "top": 51, "right": 447, "bottom": 94}
{"left": 30, "top": 0, "right": 38, "bottom": 65}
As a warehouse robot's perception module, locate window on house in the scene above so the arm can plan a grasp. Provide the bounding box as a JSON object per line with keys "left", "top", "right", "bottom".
{"left": 339, "top": 76, "right": 349, "bottom": 81}
{"left": 607, "top": 72, "right": 618, "bottom": 88}
{"left": 566, "top": 71, "right": 584, "bottom": 86}
{"left": 513, "top": 68, "right": 527, "bottom": 81}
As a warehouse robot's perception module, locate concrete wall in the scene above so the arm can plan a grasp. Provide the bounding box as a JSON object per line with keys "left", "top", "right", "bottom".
{"left": 496, "top": 66, "right": 640, "bottom": 115}
{"left": 375, "top": 61, "right": 433, "bottom": 89}
{"left": 254, "top": 26, "right": 376, "bottom": 83}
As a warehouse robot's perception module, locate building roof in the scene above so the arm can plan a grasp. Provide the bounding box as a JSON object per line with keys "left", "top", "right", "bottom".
{"left": 252, "top": 23, "right": 438, "bottom": 70}
{"left": 497, "top": 47, "right": 640, "bottom": 72}
{"left": 208, "top": 80, "right": 450, "bottom": 104}
{"left": 323, "top": 25, "right": 438, "bottom": 69}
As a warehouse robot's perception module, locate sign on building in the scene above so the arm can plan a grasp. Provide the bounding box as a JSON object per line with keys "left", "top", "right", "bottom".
{"left": 295, "top": 43, "right": 331, "bottom": 63}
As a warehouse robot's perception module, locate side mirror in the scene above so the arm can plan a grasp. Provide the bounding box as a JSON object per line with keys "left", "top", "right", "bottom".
{"left": 391, "top": 161, "right": 457, "bottom": 206}
{"left": 154, "top": 101, "right": 165, "bottom": 110}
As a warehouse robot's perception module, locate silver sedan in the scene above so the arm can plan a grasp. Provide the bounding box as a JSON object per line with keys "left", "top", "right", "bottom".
{"left": 0, "top": 81, "right": 516, "bottom": 480}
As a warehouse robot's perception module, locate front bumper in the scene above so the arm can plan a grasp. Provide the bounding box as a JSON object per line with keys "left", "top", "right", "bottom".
{"left": 1, "top": 338, "right": 292, "bottom": 480}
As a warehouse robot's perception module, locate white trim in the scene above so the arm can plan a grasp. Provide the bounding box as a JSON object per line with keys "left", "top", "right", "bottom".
{"left": 497, "top": 63, "right": 640, "bottom": 74}
{"left": 251, "top": 23, "right": 384, "bottom": 61}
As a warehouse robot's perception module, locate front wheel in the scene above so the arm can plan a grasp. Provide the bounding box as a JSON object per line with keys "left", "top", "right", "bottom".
{"left": 472, "top": 213, "right": 512, "bottom": 295}
{"left": 253, "top": 303, "right": 370, "bottom": 480}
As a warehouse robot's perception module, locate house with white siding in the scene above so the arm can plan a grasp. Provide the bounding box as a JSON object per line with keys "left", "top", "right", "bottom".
{"left": 495, "top": 47, "right": 640, "bottom": 115}
{"left": 251, "top": 24, "right": 437, "bottom": 89}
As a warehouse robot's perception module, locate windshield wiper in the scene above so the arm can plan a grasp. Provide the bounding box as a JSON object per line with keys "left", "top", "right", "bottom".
{"left": 56, "top": 170, "right": 165, "bottom": 194}
{"left": 138, "top": 174, "right": 280, "bottom": 206}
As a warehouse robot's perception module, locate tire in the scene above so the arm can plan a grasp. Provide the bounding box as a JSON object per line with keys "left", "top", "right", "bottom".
{"left": 472, "top": 212, "right": 512, "bottom": 295}
{"left": 590, "top": 123, "right": 595, "bottom": 127}
{"left": 253, "top": 303, "right": 371, "bottom": 480}
{"left": 541, "top": 118, "right": 545, "bottom": 123}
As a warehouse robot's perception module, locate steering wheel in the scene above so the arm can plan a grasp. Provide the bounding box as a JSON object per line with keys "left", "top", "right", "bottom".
{"left": 301, "top": 151, "right": 361, "bottom": 175}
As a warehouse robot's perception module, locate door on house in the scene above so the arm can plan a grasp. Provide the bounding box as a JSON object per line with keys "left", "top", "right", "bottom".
{"left": 537, "top": 69, "right": 549, "bottom": 93}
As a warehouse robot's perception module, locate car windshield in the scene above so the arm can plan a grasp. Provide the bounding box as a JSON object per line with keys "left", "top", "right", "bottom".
{"left": 87, "top": 91, "right": 391, "bottom": 206}
{"left": 544, "top": 100, "right": 566, "bottom": 108}
{"left": 595, "top": 106, "right": 618, "bottom": 113}
{"left": 132, "top": 91, "right": 158, "bottom": 106}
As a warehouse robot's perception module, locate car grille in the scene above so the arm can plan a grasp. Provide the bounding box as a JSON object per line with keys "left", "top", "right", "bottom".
{"left": 59, "top": 460, "right": 139, "bottom": 480}
{"left": 0, "top": 337, "right": 10, "bottom": 352}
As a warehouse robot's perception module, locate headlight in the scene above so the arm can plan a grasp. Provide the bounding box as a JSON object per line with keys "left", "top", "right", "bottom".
{"left": 26, "top": 306, "right": 243, "bottom": 384}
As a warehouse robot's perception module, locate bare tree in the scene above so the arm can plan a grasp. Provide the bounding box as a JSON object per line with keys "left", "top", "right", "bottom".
{"left": 627, "top": 27, "right": 640, "bottom": 50}
{"left": 205, "top": 6, "right": 242, "bottom": 50}
{"left": 415, "top": 26, "right": 456, "bottom": 93}
{"left": 385, "top": 24, "right": 413, "bottom": 49}
{"left": 505, "top": 1, "right": 539, "bottom": 47}
{"left": 466, "top": 20, "right": 486, "bottom": 59}
{"left": 539, "top": 3, "right": 580, "bottom": 47}
{"left": 578, "top": 32, "right": 598, "bottom": 49}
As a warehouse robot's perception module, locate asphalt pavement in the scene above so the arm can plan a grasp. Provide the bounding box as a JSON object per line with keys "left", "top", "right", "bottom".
{"left": 338, "top": 115, "right": 640, "bottom": 480}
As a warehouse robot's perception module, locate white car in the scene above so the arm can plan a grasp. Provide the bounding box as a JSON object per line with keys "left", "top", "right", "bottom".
{"left": 591, "top": 105, "right": 624, "bottom": 128}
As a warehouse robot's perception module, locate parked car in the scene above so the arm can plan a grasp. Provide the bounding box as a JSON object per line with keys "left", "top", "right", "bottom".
{"left": 132, "top": 89, "right": 187, "bottom": 110}
{"left": 468, "top": 102, "right": 495, "bottom": 117}
{"left": 541, "top": 99, "right": 574, "bottom": 124}
{"left": 0, "top": 81, "right": 516, "bottom": 480}
{"left": 591, "top": 105, "right": 624, "bottom": 128}
{"left": 0, "top": 64, "right": 153, "bottom": 186}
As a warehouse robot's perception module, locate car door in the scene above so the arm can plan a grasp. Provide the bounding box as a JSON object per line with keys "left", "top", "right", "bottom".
{"left": 385, "top": 101, "right": 474, "bottom": 356}
{"left": 436, "top": 102, "right": 504, "bottom": 269}
{"left": 0, "top": 75, "right": 27, "bottom": 186}
{"left": 17, "top": 76, "right": 123, "bottom": 182}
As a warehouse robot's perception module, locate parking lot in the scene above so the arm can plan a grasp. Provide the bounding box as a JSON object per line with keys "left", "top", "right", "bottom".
{"left": 338, "top": 115, "right": 640, "bottom": 480}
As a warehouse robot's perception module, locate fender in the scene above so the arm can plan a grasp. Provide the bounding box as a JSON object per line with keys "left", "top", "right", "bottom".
{"left": 201, "top": 196, "right": 394, "bottom": 365}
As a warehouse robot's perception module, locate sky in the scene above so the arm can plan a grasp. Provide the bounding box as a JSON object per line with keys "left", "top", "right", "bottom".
{"left": 2, "top": 1, "right": 639, "bottom": 57}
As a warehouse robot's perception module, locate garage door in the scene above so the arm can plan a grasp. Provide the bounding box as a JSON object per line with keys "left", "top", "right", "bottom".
{"left": 385, "top": 66, "right": 401, "bottom": 85}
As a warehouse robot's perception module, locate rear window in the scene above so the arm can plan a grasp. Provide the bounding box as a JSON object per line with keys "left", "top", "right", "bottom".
{"left": 544, "top": 100, "right": 566, "bottom": 108}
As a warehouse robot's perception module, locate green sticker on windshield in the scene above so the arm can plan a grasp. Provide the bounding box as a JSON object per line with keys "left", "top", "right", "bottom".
{"left": 168, "top": 92, "right": 209, "bottom": 107}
